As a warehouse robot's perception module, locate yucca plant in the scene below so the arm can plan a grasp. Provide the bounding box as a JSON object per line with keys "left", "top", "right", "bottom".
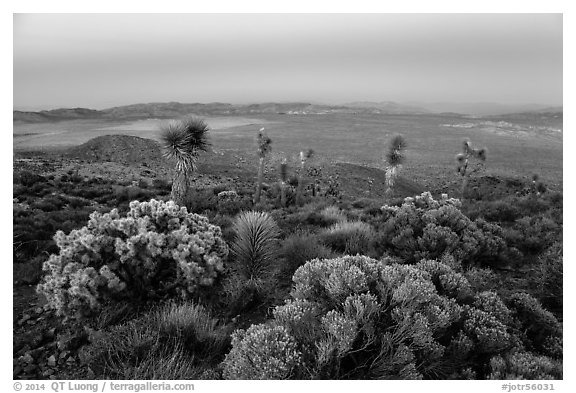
{"left": 384, "top": 134, "right": 406, "bottom": 196}
{"left": 230, "top": 211, "right": 281, "bottom": 283}
{"left": 160, "top": 117, "right": 210, "bottom": 207}
{"left": 296, "top": 149, "right": 314, "bottom": 206}
{"left": 279, "top": 159, "right": 289, "bottom": 208}
{"left": 456, "top": 140, "right": 487, "bottom": 199}
{"left": 254, "top": 129, "right": 272, "bottom": 204}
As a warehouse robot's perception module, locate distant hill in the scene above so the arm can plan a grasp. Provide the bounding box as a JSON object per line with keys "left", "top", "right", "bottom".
{"left": 12, "top": 101, "right": 432, "bottom": 123}
{"left": 13, "top": 108, "right": 105, "bottom": 122}
{"left": 13, "top": 101, "right": 563, "bottom": 123}
{"left": 343, "top": 101, "right": 429, "bottom": 114}
{"left": 414, "top": 102, "right": 562, "bottom": 116}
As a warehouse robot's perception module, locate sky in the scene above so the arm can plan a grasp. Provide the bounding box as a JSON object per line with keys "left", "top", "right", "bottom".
{"left": 13, "top": 13, "right": 563, "bottom": 110}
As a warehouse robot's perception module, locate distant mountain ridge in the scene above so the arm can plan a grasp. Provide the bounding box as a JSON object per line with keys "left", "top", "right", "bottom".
{"left": 13, "top": 101, "right": 562, "bottom": 123}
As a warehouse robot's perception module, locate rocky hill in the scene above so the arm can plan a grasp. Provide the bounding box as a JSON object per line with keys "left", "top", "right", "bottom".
{"left": 66, "top": 134, "right": 166, "bottom": 167}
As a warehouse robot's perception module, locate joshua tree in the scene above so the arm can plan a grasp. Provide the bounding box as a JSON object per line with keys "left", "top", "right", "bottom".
{"left": 456, "top": 140, "right": 487, "bottom": 199}
{"left": 279, "top": 159, "right": 288, "bottom": 208}
{"left": 384, "top": 134, "right": 407, "bottom": 196}
{"left": 160, "top": 117, "right": 210, "bottom": 207}
{"left": 296, "top": 149, "right": 314, "bottom": 206}
{"left": 254, "top": 129, "right": 272, "bottom": 204}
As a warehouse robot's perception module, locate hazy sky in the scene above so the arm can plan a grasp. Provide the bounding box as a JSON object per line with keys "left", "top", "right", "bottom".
{"left": 13, "top": 13, "right": 562, "bottom": 110}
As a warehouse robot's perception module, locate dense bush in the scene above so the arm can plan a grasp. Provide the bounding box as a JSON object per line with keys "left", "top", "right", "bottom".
{"left": 15, "top": 170, "right": 46, "bottom": 187}
{"left": 506, "top": 292, "right": 562, "bottom": 356}
{"left": 319, "top": 206, "right": 348, "bottom": 225}
{"left": 222, "top": 324, "right": 301, "bottom": 379}
{"left": 82, "top": 301, "right": 229, "bottom": 379}
{"left": 488, "top": 351, "right": 562, "bottom": 380}
{"left": 320, "top": 220, "right": 375, "bottom": 255}
{"left": 278, "top": 231, "right": 334, "bottom": 279}
{"left": 221, "top": 255, "right": 560, "bottom": 379}
{"left": 535, "top": 242, "right": 562, "bottom": 311}
{"left": 463, "top": 200, "right": 521, "bottom": 223}
{"left": 510, "top": 216, "right": 560, "bottom": 255}
{"left": 37, "top": 199, "right": 228, "bottom": 319}
{"left": 378, "top": 192, "right": 509, "bottom": 266}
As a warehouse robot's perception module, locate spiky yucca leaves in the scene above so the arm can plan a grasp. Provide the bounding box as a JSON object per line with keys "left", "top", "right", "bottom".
{"left": 280, "top": 159, "right": 289, "bottom": 208}
{"left": 230, "top": 211, "right": 281, "bottom": 283}
{"left": 456, "top": 139, "right": 487, "bottom": 199}
{"left": 161, "top": 117, "right": 210, "bottom": 207}
{"left": 384, "top": 134, "right": 407, "bottom": 195}
{"left": 296, "top": 149, "right": 315, "bottom": 206}
{"left": 254, "top": 129, "right": 272, "bottom": 204}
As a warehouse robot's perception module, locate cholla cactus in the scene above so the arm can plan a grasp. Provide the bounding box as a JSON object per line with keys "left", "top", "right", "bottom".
{"left": 456, "top": 140, "right": 487, "bottom": 199}
{"left": 160, "top": 117, "right": 210, "bottom": 207}
{"left": 296, "top": 149, "right": 314, "bottom": 206}
{"left": 384, "top": 134, "right": 407, "bottom": 196}
{"left": 37, "top": 199, "right": 228, "bottom": 320}
{"left": 254, "top": 129, "right": 272, "bottom": 204}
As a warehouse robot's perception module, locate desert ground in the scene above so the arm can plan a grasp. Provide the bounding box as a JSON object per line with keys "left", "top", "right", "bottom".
{"left": 13, "top": 109, "right": 563, "bottom": 380}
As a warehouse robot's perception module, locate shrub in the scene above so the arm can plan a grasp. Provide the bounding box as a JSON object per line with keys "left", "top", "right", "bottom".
{"left": 378, "top": 192, "right": 508, "bottom": 266}
{"left": 464, "top": 200, "right": 521, "bottom": 223}
{"left": 320, "top": 220, "right": 375, "bottom": 255}
{"left": 512, "top": 216, "right": 560, "bottom": 255}
{"left": 222, "top": 255, "right": 542, "bottom": 380}
{"left": 535, "top": 242, "right": 562, "bottom": 310}
{"left": 37, "top": 199, "right": 228, "bottom": 320}
{"left": 464, "top": 267, "right": 499, "bottom": 292}
{"left": 216, "top": 195, "right": 252, "bottom": 216}
{"left": 507, "top": 292, "right": 562, "bottom": 356}
{"left": 320, "top": 206, "right": 348, "bottom": 224}
{"left": 222, "top": 324, "right": 301, "bottom": 379}
{"left": 278, "top": 232, "right": 334, "bottom": 279}
{"left": 82, "top": 301, "right": 229, "bottom": 379}
{"left": 488, "top": 351, "right": 562, "bottom": 380}
{"left": 16, "top": 170, "right": 46, "bottom": 187}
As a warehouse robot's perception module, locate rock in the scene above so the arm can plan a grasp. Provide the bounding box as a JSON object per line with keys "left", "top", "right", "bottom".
{"left": 34, "top": 307, "right": 44, "bottom": 315}
{"left": 13, "top": 365, "right": 23, "bottom": 377}
{"left": 43, "top": 369, "right": 55, "bottom": 377}
{"left": 18, "top": 314, "right": 31, "bottom": 325}
{"left": 47, "top": 355, "right": 57, "bottom": 367}
{"left": 59, "top": 350, "right": 70, "bottom": 359}
{"left": 45, "top": 328, "right": 57, "bottom": 340}
{"left": 24, "top": 363, "right": 37, "bottom": 373}
{"left": 21, "top": 353, "right": 34, "bottom": 364}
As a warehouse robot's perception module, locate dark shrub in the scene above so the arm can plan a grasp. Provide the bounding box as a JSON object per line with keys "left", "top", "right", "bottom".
{"left": 320, "top": 220, "right": 375, "bottom": 255}
{"left": 535, "top": 242, "right": 562, "bottom": 311}
{"left": 507, "top": 292, "right": 562, "bottom": 356}
{"left": 379, "top": 192, "right": 508, "bottom": 267}
{"left": 152, "top": 178, "right": 171, "bottom": 191}
{"left": 82, "top": 301, "right": 229, "bottom": 379}
{"left": 278, "top": 231, "right": 333, "bottom": 278}
{"left": 16, "top": 171, "right": 46, "bottom": 187}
